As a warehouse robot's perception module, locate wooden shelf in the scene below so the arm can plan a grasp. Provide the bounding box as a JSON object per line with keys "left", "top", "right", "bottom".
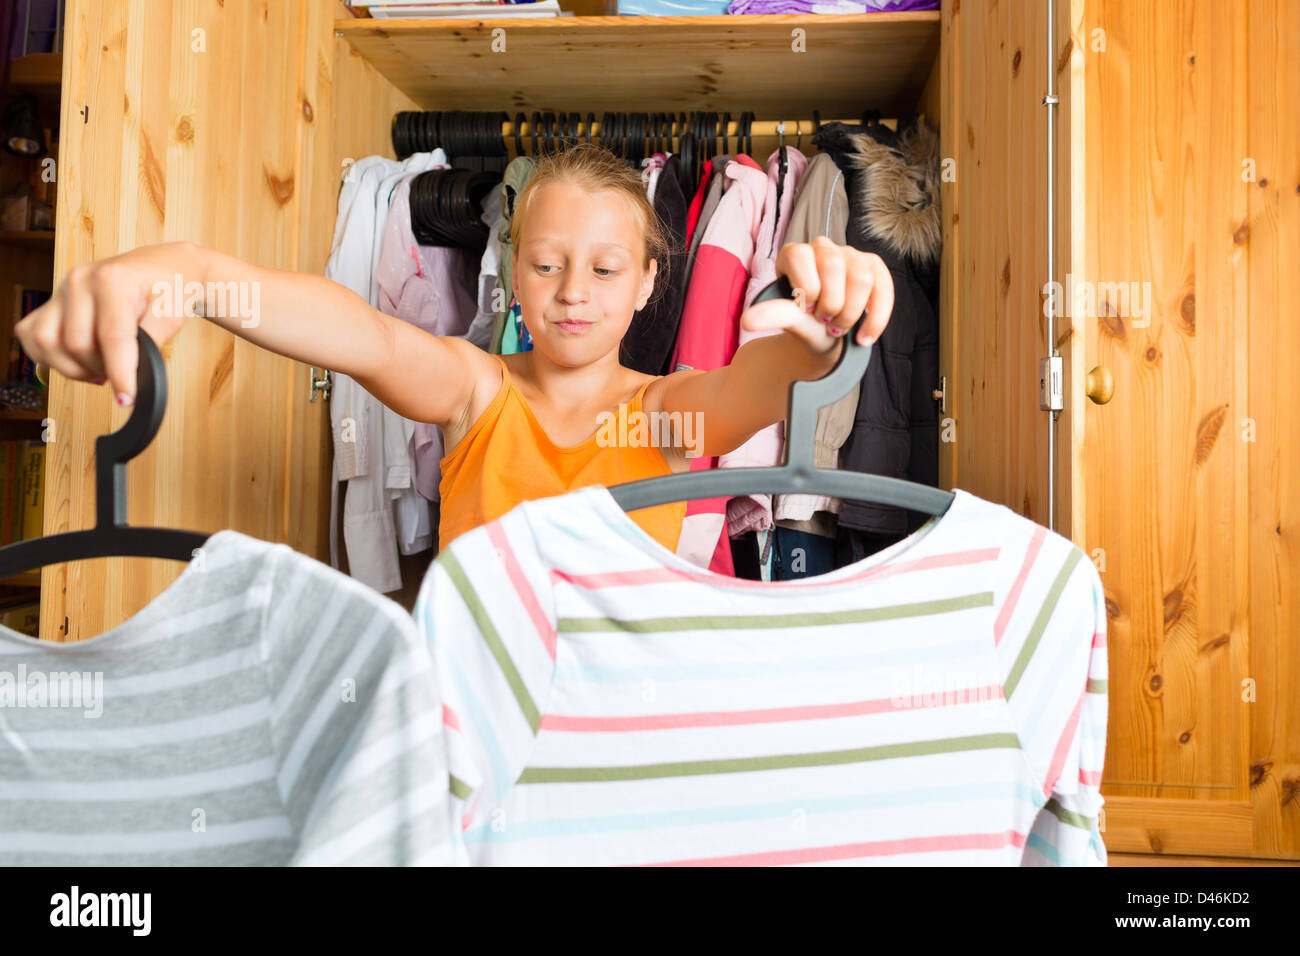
{"left": 8, "top": 53, "right": 62, "bottom": 87}
{"left": 0, "top": 572, "right": 41, "bottom": 588}
{"left": 0, "top": 409, "right": 46, "bottom": 441}
{"left": 0, "top": 230, "right": 55, "bottom": 248}
{"left": 335, "top": 12, "right": 940, "bottom": 116}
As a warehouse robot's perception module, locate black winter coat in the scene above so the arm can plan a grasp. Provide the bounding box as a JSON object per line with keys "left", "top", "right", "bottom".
{"left": 811, "top": 121, "right": 941, "bottom": 537}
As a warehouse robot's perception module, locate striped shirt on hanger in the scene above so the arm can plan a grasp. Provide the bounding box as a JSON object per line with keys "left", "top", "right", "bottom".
{"left": 414, "top": 485, "right": 1109, "bottom": 866}
{"left": 0, "top": 530, "right": 455, "bottom": 866}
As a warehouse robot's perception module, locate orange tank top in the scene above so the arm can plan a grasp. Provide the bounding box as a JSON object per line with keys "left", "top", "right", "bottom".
{"left": 438, "top": 354, "right": 687, "bottom": 553}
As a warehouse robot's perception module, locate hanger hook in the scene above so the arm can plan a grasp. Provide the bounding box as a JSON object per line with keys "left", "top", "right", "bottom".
{"left": 96, "top": 327, "right": 166, "bottom": 528}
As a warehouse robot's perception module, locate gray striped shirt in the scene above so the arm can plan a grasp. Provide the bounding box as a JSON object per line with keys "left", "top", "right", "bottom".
{"left": 0, "top": 529, "right": 454, "bottom": 866}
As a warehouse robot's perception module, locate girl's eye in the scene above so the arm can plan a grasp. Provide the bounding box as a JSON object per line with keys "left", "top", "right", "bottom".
{"left": 536, "top": 265, "right": 558, "bottom": 274}
{"left": 594, "top": 268, "right": 618, "bottom": 277}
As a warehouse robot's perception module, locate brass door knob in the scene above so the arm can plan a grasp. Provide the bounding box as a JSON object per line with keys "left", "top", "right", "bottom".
{"left": 1086, "top": 366, "right": 1114, "bottom": 404}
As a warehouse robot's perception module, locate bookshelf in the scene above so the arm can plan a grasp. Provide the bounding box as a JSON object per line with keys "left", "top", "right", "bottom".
{"left": 0, "top": 50, "right": 61, "bottom": 635}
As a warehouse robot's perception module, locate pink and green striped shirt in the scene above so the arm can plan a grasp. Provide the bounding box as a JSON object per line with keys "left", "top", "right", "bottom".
{"left": 414, "top": 485, "right": 1108, "bottom": 866}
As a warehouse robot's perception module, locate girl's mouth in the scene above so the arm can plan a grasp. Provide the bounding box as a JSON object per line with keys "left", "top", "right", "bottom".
{"left": 555, "top": 320, "right": 593, "bottom": 333}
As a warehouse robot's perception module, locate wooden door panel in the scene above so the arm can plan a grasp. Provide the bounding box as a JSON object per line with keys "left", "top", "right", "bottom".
{"left": 940, "top": 0, "right": 1068, "bottom": 530}
{"left": 1080, "top": 0, "right": 1299, "bottom": 859}
{"left": 47, "top": 0, "right": 329, "bottom": 640}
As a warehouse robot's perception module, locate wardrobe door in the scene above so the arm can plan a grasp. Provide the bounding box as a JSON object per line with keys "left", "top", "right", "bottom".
{"left": 45, "top": 0, "right": 336, "bottom": 641}
{"left": 938, "top": 0, "right": 1082, "bottom": 534}
{"left": 1078, "top": 0, "right": 1299, "bottom": 862}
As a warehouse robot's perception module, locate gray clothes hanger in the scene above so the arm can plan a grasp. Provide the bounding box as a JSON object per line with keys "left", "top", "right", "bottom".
{"left": 607, "top": 275, "right": 955, "bottom": 516}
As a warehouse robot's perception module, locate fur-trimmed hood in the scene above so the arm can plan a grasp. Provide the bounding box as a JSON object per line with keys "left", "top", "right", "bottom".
{"left": 845, "top": 120, "right": 942, "bottom": 267}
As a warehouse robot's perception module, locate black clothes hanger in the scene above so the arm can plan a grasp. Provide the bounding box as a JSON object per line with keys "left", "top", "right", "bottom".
{"left": 626, "top": 113, "right": 640, "bottom": 164}
{"left": 410, "top": 167, "right": 500, "bottom": 249}
{"left": 773, "top": 122, "right": 789, "bottom": 255}
{"left": 606, "top": 275, "right": 956, "bottom": 517}
{"left": 0, "top": 329, "right": 211, "bottom": 578}
{"left": 679, "top": 125, "right": 695, "bottom": 194}
{"left": 703, "top": 111, "right": 715, "bottom": 170}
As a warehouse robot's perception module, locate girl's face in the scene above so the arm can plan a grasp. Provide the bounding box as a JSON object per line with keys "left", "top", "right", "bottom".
{"left": 512, "top": 181, "right": 657, "bottom": 368}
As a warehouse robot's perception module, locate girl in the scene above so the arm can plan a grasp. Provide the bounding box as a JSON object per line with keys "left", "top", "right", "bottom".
{"left": 16, "top": 143, "right": 893, "bottom": 557}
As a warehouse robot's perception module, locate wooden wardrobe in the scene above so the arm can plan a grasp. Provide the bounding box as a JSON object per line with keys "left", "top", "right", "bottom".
{"left": 34, "top": 0, "right": 1300, "bottom": 865}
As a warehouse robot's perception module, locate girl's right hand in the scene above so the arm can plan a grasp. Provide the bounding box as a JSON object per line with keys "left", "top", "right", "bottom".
{"left": 15, "top": 241, "right": 202, "bottom": 406}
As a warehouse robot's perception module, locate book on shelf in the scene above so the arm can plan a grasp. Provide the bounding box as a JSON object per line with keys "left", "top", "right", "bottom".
{"left": 0, "top": 440, "right": 45, "bottom": 547}
{"left": 0, "top": 600, "right": 40, "bottom": 637}
{"left": 9, "top": 286, "right": 50, "bottom": 385}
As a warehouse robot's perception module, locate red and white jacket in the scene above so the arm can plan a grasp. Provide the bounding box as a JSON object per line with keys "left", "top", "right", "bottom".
{"left": 669, "top": 154, "right": 767, "bottom": 574}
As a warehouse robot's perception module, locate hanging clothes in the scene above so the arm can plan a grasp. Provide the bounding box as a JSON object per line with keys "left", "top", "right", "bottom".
{"left": 499, "top": 299, "right": 526, "bottom": 354}
{"left": 490, "top": 156, "right": 538, "bottom": 353}
{"left": 375, "top": 159, "right": 452, "bottom": 559}
{"left": 813, "top": 120, "right": 942, "bottom": 545}
{"left": 772, "top": 150, "right": 858, "bottom": 542}
{"left": 0, "top": 529, "right": 456, "bottom": 866}
{"left": 717, "top": 145, "right": 809, "bottom": 538}
{"left": 326, "top": 155, "right": 404, "bottom": 590}
{"left": 684, "top": 153, "right": 733, "bottom": 282}
{"left": 326, "top": 150, "right": 444, "bottom": 593}
{"left": 415, "top": 484, "right": 1109, "bottom": 867}
{"left": 640, "top": 151, "right": 667, "bottom": 203}
{"left": 684, "top": 156, "right": 715, "bottom": 250}
{"left": 464, "top": 182, "right": 505, "bottom": 351}
{"left": 669, "top": 153, "right": 767, "bottom": 574}
{"left": 376, "top": 175, "right": 480, "bottom": 506}
{"left": 622, "top": 154, "right": 689, "bottom": 376}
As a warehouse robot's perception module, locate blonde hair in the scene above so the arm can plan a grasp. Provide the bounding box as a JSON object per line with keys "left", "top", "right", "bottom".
{"left": 509, "top": 142, "right": 671, "bottom": 304}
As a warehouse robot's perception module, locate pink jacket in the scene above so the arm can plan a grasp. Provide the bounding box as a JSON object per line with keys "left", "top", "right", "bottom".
{"left": 669, "top": 154, "right": 767, "bottom": 574}
{"left": 719, "top": 146, "right": 810, "bottom": 536}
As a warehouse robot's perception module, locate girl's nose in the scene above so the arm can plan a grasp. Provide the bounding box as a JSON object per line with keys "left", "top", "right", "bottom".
{"left": 558, "top": 275, "right": 589, "bottom": 303}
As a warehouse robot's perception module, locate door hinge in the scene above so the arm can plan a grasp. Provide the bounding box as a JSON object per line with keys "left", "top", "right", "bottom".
{"left": 1039, "top": 355, "right": 1063, "bottom": 412}
{"left": 309, "top": 367, "right": 331, "bottom": 403}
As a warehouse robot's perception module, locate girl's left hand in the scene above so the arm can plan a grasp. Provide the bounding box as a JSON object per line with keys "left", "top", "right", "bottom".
{"left": 739, "top": 237, "right": 894, "bottom": 353}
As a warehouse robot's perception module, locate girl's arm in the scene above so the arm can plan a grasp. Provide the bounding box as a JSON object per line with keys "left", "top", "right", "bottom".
{"left": 656, "top": 238, "right": 894, "bottom": 459}
{"left": 193, "top": 244, "right": 478, "bottom": 427}
{"left": 16, "top": 241, "right": 476, "bottom": 429}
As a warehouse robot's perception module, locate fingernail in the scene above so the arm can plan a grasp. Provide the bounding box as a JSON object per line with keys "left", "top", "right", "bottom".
{"left": 818, "top": 314, "right": 832, "bottom": 323}
{"left": 829, "top": 327, "right": 843, "bottom": 337}
{"left": 117, "top": 392, "right": 134, "bottom": 406}
{"left": 862, "top": 335, "right": 875, "bottom": 347}
{"left": 92, "top": 378, "right": 106, "bottom": 386}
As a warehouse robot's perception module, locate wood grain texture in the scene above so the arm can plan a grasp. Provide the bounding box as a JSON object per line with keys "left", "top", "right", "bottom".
{"left": 1082, "top": 0, "right": 1299, "bottom": 859}
{"left": 940, "top": 0, "right": 1063, "bottom": 529}
{"left": 297, "top": 11, "right": 422, "bottom": 598}
{"left": 42, "top": 0, "right": 411, "bottom": 641}
{"left": 334, "top": 13, "right": 941, "bottom": 116}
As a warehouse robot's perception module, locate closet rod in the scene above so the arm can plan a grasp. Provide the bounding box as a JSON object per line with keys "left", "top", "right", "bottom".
{"left": 501, "top": 118, "right": 878, "bottom": 141}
